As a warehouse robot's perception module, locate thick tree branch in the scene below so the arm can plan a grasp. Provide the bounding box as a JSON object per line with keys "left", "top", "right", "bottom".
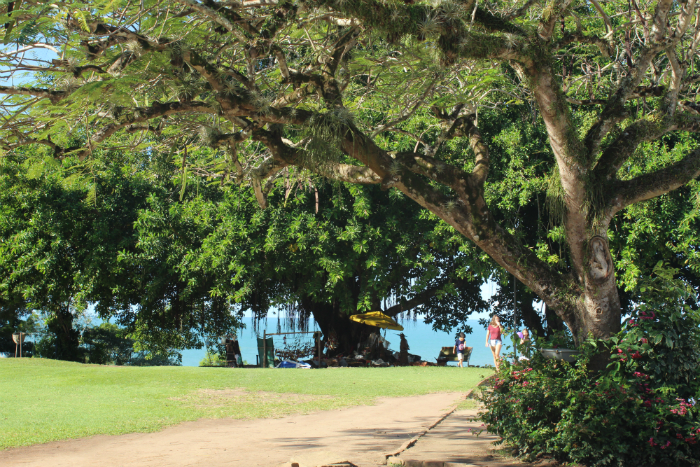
{"left": 81, "top": 23, "right": 170, "bottom": 58}
{"left": 317, "top": 164, "right": 381, "bottom": 184}
{"left": 608, "top": 148, "right": 700, "bottom": 216}
{"left": 421, "top": 109, "right": 489, "bottom": 187}
{"left": 393, "top": 151, "right": 468, "bottom": 191}
{"left": 0, "top": 86, "right": 66, "bottom": 104}
{"left": 593, "top": 119, "right": 670, "bottom": 179}
{"left": 538, "top": 0, "right": 575, "bottom": 41}
{"left": 661, "top": 46, "right": 685, "bottom": 116}
{"left": 332, "top": 120, "right": 574, "bottom": 317}
{"left": 566, "top": 85, "right": 664, "bottom": 106}
{"left": 303, "top": 0, "right": 525, "bottom": 63}
{"left": 465, "top": 118, "right": 489, "bottom": 187}
{"left": 172, "top": 0, "right": 249, "bottom": 43}
{"left": 253, "top": 128, "right": 382, "bottom": 185}
{"left": 594, "top": 112, "right": 700, "bottom": 179}
{"left": 589, "top": 0, "right": 613, "bottom": 39}
{"left": 515, "top": 55, "right": 597, "bottom": 282}
{"left": 56, "top": 101, "right": 215, "bottom": 160}
{"left": 384, "top": 281, "right": 458, "bottom": 317}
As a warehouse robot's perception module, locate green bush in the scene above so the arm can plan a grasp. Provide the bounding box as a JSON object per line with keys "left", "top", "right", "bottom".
{"left": 199, "top": 350, "right": 225, "bottom": 367}
{"left": 481, "top": 276, "right": 700, "bottom": 467}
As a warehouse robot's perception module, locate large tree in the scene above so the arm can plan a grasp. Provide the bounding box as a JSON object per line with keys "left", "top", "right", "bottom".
{"left": 0, "top": 149, "right": 153, "bottom": 359}
{"left": 1, "top": 0, "right": 700, "bottom": 344}
{"left": 168, "top": 179, "right": 489, "bottom": 352}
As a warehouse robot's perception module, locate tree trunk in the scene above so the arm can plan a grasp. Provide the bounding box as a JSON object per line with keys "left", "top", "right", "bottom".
{"left": 517, "top": 287, "right": 546, "bottom": 339}
{"left": 303, "top": 300, "right": 372, "bottom": 355}
{"left": 544, "top": 304, "right": 566, "bottom": 337}
{"left": 563, "top": 235, "right": 622, "bottom": 345}
{"left": 46, "top": 306, "right": 81, "bottom": 361}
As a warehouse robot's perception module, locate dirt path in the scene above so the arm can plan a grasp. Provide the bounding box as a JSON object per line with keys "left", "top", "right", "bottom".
{"left": 1, "top": 392, "right": 464, "bottom": 467}
{"left": 388, "top": 407, "right": 558, "bottom": 467}
{"left": 389, "top": 408, "right": 516, "bottom": 466}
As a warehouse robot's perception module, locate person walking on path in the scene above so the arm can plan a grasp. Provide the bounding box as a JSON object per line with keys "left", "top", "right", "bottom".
{"left": 486, "top": 316, "right": 504, "bottom": 371}
{"left": 453, "top": 332, "right": 467, "bottom": 368}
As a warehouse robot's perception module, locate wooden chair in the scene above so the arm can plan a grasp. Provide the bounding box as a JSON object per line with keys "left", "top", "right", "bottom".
{"left": 436, "top": 346, "right": 472, "bottom": 366}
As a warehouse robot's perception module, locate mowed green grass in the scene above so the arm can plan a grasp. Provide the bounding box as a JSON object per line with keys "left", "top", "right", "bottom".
{"left": 0, "top": 359, "right": 491, "bottom": 449}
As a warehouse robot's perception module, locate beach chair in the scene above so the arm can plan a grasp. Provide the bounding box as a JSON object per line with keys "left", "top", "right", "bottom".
{"left": 256, "top": 336, "right": 275, "bottom": 368}
{"left": 436, "top": 346, "right": 472, "bottom": 366}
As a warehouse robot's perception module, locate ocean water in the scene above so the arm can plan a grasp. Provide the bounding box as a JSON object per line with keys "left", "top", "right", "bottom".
{"left": 181, "top": 317, "right": 515, "bottom": 367}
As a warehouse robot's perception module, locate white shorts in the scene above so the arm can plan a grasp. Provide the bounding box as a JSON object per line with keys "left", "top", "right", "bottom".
{"left": 489, "top": 339, "right": 502, "bottom": 347}
{"left": 457, "top": 352, "right": 464, "bottom": 361}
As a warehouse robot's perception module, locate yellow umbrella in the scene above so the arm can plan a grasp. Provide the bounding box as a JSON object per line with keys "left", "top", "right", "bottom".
{"left": 349, "top": 311, "right": 404, "bottom": 331}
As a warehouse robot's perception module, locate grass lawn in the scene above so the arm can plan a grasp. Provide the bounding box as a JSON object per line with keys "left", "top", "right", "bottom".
{"left": 0, "top": 359, "right": 491, "bottom": 449}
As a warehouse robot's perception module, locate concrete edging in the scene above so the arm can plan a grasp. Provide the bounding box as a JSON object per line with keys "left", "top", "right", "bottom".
{"left": 386, "top": 460, "right": 478, "bottom": 467}
{"left": 383, "top": 374, "right": 493, "bottom": 465}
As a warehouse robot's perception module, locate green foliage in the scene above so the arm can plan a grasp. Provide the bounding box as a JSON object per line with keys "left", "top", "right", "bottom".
{"left": 0, "top": 0, "right": 699, "bottom": 367}
{"left": 199, "top": 350, "right": 225, "bottom": 367}
{"left": 481, "top": 276, "right": 700, "bottom": 467}
{"left": 179, "top": 178, "right": 489, "bottom": 340}
{"left": 80, "top": 323, "right": 134, "bottom": 365}
{"left": 0, "top": 145, "right": 242, "bottom": 358}
{"left": 80, "top": 322, "right": 181, "bottom": 366}
{"left": 608, "top": 265, "right": 700, "bottom": 399}
{"left": 30, "top": 318, "right": 182, "bottom": 365}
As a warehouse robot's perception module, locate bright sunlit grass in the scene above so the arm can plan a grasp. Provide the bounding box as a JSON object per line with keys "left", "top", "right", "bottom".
{"left": 0, "top": 359, "right": 490, "bottom": 449}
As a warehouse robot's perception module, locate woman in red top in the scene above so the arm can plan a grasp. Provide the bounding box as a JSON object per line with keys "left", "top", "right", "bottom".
{"left": 485, "top": 315, "right": 505, "bottom": 370}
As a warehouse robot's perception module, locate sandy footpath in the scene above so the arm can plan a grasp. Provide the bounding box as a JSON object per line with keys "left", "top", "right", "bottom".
{"left": 1, "top": 392, "right": 464, "bottom": 467}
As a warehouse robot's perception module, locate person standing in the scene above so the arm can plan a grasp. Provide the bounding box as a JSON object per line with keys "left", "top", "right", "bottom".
{"left": 485, "top": 316, "right": 504, "bottom": 371}
{"left": 399, "top": 333, "right": 409, "bottom": 366}
{"left": 517, "top": 328, "right": 531, "bottom": 361}
{"left": 454, "top": 332, "right": 467, "bottom": 368}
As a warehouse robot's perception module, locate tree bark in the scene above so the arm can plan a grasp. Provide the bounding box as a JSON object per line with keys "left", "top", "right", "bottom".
{"left": 518, "top": 288, "right": 546, "bottom": 339}
{"left": 302, "top": 300, "right": 370, "bottom": 355}
{"left": 545, "top": 304, "right": 566, "bottom": 337}
{"left": 46, "top": 306, "right": 82, "bottom": 362}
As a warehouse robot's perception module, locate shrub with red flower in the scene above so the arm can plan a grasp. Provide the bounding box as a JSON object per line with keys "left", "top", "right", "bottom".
{"left": 481, "top": 292, "right": 700, "bottom": 467}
